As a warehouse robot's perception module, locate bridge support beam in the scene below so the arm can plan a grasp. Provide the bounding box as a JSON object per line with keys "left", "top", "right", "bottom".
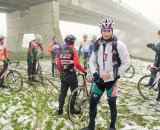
{"left": 6, "top": 1, "right": 62, "bottom": 53}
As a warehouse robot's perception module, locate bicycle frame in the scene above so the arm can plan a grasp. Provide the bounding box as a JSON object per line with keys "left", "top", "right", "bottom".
{"left": 150, "top": 73, "right": 160, "bottom": 90}
{"left": 148, "top": 65, "right": 160, "bottom": 90}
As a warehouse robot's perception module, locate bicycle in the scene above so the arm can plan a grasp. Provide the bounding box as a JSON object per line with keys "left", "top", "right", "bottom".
{"left": 0, "top": 61, "right": 23, "bottom": 92}
{"left": 138, "top": 65, "right": 159, "bottom": 100}
{"left": 67, "top": 72, "right": 92, "bottom": 123}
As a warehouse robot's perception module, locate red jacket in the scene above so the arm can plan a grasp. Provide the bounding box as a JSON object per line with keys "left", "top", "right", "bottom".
{"left": 0, "top": 44, "right": 8, "bottom": 61}
{"left": 58, "top": 45, "right": 85, "bottom": 74}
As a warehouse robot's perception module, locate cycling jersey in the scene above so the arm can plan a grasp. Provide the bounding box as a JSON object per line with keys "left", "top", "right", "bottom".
{"left": 82, "top": 41, "right": 89, "bottom": 52}
{"left": 48, "top": 42, "right": 62, "bottom": 58}
{"left": 58, "top": 45, "right": 85, "bottom": 75}
{"left": 0, "top": 44, "right": 8, "bottom": 61}
{"left": 27, "top": 39, "right": 44, "bottom": 60}
{"left": 89, "top": 37, "right": 131, "bottom": 82}
{"left": 89, "top": 40, "right": 95, "bottom": 56}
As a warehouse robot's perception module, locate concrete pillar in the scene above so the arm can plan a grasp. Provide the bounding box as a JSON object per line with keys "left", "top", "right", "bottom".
{"left": 6, "top": 1, "right": 62, "bottom": 54}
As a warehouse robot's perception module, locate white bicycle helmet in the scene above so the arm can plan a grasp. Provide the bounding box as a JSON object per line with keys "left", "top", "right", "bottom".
{"left": 99, "top": 18, "right": 115, "bottom": 30}
{"left": 35, "top": 34, "right": 42, "bottom": 41}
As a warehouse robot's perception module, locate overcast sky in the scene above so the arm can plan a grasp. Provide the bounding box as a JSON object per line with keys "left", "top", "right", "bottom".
{"left": 121, "top": 0, "right": 160, "bottom": 25}
{"left": 0, "top": 0, "right": 160, "bottom": 46}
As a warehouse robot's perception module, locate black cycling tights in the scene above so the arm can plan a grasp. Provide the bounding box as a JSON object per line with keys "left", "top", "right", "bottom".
{"left": 89, "top": 92, "right": 117, "bottom": 129}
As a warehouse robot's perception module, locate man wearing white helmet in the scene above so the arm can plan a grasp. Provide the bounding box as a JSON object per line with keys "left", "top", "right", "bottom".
{"left": 81, "top": 18, "right": 131, "bottom": 130}
{"left": 27, "top": 34, "right": 44, "bottom": 85}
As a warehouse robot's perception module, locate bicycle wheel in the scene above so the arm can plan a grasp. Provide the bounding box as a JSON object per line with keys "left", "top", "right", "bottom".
{"left": 123, "top": 65, "right": 135, "bottom": 78}
{"left": 35, "top": 64, "right": 44, "bottom": 85}
{"left": 67, "top": 87, "right": 89, "bottom": 124}
{"left": 138, "top": 75, "right": 157, "bottom": 100}
{"left": 5, "top": 70, "right": 23, "bottom": 92}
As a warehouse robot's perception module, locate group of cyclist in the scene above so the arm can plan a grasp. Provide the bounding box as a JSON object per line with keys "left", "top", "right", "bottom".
{"left": 0, "top": 18, "right": 160, "bottom": 130}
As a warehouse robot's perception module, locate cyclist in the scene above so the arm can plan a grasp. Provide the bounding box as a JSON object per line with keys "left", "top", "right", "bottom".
{"left": 146, "top": 30, "right": 160, "bottom": 102}
{"left": 27, "top": 34, "right": 44, "bottom": 85}
{"left": 57, "top": 35, "right": 87, "bottom": 115}
{"left": 0, "top": 35, "right": 9, "bottom": 87}
{"left": 48, "top": 35, "right": 62, "bottom": 77}
{"left": 79, "top": 34, "right": 90, "bottom": 69}
{"left": 89, "top": 35, "right": 97, "bottom": 57}
{"left": 81, "top": 18, "right": 131, "bottom": 130}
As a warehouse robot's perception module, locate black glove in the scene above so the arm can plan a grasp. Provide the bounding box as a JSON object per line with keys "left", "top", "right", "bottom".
{"left": 83, "top": 71, "right": 87, "bottom": 76}
{"left": 147, "top": 43, "right": 155, "bottom": 48}
{"left": 93, "top": 72, "right": 104, "bottom": 85}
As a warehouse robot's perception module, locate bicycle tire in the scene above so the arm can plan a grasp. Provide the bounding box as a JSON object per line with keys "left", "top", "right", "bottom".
{"left": 67, "top": 87, "right": 89, "bottom": 124}
{"left": 5, "top": 70, "right": 23, "bottom": 92}
{"left": 138, "top": 75, "right": 157, "bottom": 100}
{"left": 123, "top": 65, "right": 135, "bottom": 78}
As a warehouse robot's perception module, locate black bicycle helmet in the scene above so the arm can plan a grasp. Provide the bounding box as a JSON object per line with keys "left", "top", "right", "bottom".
{"left": 65, "top": 35, "right": 76, "bottom": 45}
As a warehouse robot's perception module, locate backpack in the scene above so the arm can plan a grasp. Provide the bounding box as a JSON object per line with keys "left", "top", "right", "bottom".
{"left": 93, "top": 35, "right": 121, "bottom": 78}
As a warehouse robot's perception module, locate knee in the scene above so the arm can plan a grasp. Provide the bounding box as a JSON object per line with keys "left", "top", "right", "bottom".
{"left": 90, "top": 93, "right": 101, "bottom": 106}
{"left": 107, "top": 96, "right": 117, "bottom": 102}
{"left": 60, "top": 87, "right": 67, "bottom": 97}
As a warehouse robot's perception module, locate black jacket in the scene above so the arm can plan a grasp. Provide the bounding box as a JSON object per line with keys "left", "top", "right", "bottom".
{"left": 152, "top": 42, "right": 160, "bottom": 67}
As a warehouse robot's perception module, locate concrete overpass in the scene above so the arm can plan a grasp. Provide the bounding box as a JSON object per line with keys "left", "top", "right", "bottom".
{"left": 0, "top": 0, "right": 159, "bottom": 59}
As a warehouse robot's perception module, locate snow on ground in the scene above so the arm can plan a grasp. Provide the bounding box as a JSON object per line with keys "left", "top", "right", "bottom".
{"left": 0, "top": 59, "right": 159, "bottom": 130}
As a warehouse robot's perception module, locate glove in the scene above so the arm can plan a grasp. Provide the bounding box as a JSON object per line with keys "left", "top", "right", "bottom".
{"left": 83, "top": 71, "right": 87, "bottom": 76}
{"left": 93, "top": 72, "right": 104, "bottom": 85}
{"left": 147, "top": 43, "right": 155, "bottom": 48}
